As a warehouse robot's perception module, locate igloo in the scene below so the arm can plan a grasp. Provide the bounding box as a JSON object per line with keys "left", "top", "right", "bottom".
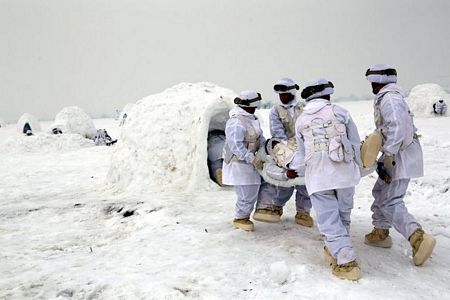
{"left": 17, "top": 113, "right": 42, "bottom": 135}
{"left": 107, "top": 82, "right": 236, "bottom": 193}
{"left": 406, "top": 83, "right": 450, "bottom": 117}
{"left": 51, "top": 106, "right": 97, "bottom": 138}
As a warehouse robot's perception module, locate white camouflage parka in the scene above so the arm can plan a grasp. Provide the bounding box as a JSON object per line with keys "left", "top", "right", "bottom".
{"left": 374, "top": 83, "right": 424, "bottom": 180}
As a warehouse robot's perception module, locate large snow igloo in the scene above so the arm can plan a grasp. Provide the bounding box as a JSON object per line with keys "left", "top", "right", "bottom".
{"left": 52, "top": 106, "right": 97, "bottom": 138}
{"left": 17, "top": 113, "right": 42, "bottom": 135}
{"left": 107, "top": 82, "right": 236, "bottom": 193}
{"left": 406, "top": 83, "right": 450, "bottom": 117}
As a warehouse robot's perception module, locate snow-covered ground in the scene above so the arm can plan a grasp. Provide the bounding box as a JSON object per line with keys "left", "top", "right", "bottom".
{"left": 1, "top": 101, "right": 449, "bottom": 299}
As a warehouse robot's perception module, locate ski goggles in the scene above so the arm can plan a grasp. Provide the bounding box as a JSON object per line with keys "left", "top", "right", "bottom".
{"left": 273, "top": 84, "right": 300, "bottom": 92}
{"left": 301, "top": 81, "right": 334, "bottom": 99}
{"left": 365, "top": 68, "right": 397, "bottom": 77}
{"left": 234, "top": 93, "right": 262, "bottom": 106}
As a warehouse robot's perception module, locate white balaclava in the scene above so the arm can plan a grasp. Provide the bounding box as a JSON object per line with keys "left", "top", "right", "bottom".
{"left": 366, "top": 64, "right": 397, "bottom": 84}
{"left": 234, "top": 90, "right": 262, "bottom": 108}
{"left": 301, "top": 78, "right": 334, "bottom": 101}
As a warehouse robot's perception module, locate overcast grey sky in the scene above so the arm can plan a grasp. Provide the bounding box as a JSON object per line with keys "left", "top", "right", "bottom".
{"left": 1, "top": 0, "right": 449, "bottom": 122}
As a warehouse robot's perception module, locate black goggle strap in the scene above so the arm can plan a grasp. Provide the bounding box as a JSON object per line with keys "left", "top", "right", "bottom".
{"left": 301, "top": 81, "right": 334, "bottom": 99}
{"left": 234, "top": 93, "right": 262, "bottom": 106}
{"left": 273, "top": 84, "right": 300, "bottom": 92}
{"left": 365, "top": 68, "right": 397, "bottom": 77}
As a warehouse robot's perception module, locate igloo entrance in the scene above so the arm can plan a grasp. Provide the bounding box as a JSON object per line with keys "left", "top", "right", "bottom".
{"left": 206, "top": 108, "right": 230, "bottom": 186}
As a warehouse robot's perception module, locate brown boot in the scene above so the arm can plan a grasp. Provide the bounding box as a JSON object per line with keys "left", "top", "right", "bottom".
{"left": 364, "top": 228, "right": 392, "bottom": 248}
{"left": 332, "top": 260, "right": 362, "bottom": 281}
{"left": 215, "top": 168, "right": 223, "bottom": 187}
{"left": 323, "top": 246, "right": 337, "bottom": 267}
{"left": 295, "top": 211, "right": 314, "bottom": 227}
{"left": 233, "top": 218, "right": 254, "bottom": 231}
{"left": 253, "top": 205, "right": 283, "bottom": 223}
{"left": 409, "top": 229, "right": 436, "bottom": 266}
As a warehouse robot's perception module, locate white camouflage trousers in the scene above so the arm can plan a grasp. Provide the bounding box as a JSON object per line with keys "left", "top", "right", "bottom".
{"left": 371, "top": 178, "right": 421, "bottom": 239}
{"left": 311, "top": 187, "right": 356, "bottom": 265}
{"left": 274, "top": 185, "right": 312, "bottom": 213}
{"left": 256, "top": 184, "right": 312, "bottom": 213}
{"left": 234, "top": 184, "right": 260, "bottom": 219}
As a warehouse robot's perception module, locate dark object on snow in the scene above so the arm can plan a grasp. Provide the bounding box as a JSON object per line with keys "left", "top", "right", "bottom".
{"left": 123, "top": 210, "right": 135, "bottom": 218}
{"left": 52, "top": 127, "right": 63, "bottom": 135}
{"left": 433, "top": 99, "right": 447, "bottom": 115}
{"left": 23, "top": 123, "right": 33, "bottom": 136}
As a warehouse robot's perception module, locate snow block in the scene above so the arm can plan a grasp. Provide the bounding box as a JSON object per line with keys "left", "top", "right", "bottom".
{"left": 16, "top": 113, "right": 41, "bottom": 134}
{"left": 406, "top": 83, "right": 450, "bottom": 117}
{"left": 52, "top": 106, "right": 97, "bottom": 138}
{"left": 107, "top": 82, "right": 236, "bottom": 193}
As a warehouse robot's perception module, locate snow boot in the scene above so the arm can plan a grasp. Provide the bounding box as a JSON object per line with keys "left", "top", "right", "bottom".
{"left": 295, "top": 211, "right": 314, "bottom": 227}
{"left": 233, "top": 218, "right": 254, "bottom": 231}
{"left": 323, "top": 246, "right": 337, "bottom": 267}
{"left": 215, "top": 168, "right": 223, "bottom": 187}
{"left": 364, "top": 228, "right": 392, "bottom": 248}
{"left": 332, "top": 260, "right": 362, "bottom": 281}
{"left": 409, "top": 228, "right": 436, "bottom": 266}
{"left": 253, "top": 205, "right": 283, "bottom": 223}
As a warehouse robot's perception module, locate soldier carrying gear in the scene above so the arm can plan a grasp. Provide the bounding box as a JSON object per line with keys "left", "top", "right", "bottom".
{"left": 290, "top": 77, "right": 362, "bottom": 281}
{"left": 254, "top": 78, "right": 313, "bottom": 227}
{"left": 364, "top": 64, "right": 436, "bottom": 267}
{"left": 222, "top": 90, "right": 266, "bottom": 232}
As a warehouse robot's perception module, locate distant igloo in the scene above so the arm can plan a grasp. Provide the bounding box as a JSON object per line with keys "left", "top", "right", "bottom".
{"left": 107, "top": 82, "right": 236, "bottom": 193}
{"left": 17, "top": 113, "right": 42, "bottom": 135}
{"left": 52, "top": 106, "right": 97, "bottom": 138}
{"left": 406, "top": 83, "right": 449, "bottom": 117}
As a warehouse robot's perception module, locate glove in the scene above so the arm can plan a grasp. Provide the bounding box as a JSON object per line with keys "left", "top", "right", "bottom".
{"left": 286, "top": 170, "right": 298, "bottom": 179}
{"left": 376, "top": 162, "right": 392, "bottom": 184}
{"left": 383, "top": 154, "right": 396, "bottom": 168}
{"left": 252, "top": 158, "right": 264, "bottom": 170}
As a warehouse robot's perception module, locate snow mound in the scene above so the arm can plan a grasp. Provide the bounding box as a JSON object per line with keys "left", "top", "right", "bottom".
{"left": 108, "top": 82, "right": 236, "bottom": 193}
{"left": 406, "top": 83, "right": 449, "bottom": 117}
{"left": 16, "top": 113, "right": 42, "bottom": 134}
{"left": 52, "top": 106, "right": 97, "bottom": 138}
{"left": 269, "top": 261, "right": 290, "bottom": 285}
{"left": 0, "top": 118, "right": 5, "bottom": 128}
{"left": 1, "top": 133, "right": 95, "bottom": 153}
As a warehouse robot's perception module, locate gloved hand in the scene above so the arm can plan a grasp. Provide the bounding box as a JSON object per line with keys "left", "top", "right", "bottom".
{"left": 252, "top": 158, "right": 264, "bottom": 170}
{"left": 286, "top": 170, "right": 298, "bottom": 179}
{"left": 376, "top": 162, "right": 392, "bottom": 184}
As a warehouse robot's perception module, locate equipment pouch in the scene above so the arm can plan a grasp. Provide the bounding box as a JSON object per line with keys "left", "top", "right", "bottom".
{"left": 328, "top": 124, "right": 346, "bottom": 162}
{"left": 341, "top": 136, "right": 354, "bottom": 163}
{"left": 329, "top": 136, "right": 344, "bottom": 162}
